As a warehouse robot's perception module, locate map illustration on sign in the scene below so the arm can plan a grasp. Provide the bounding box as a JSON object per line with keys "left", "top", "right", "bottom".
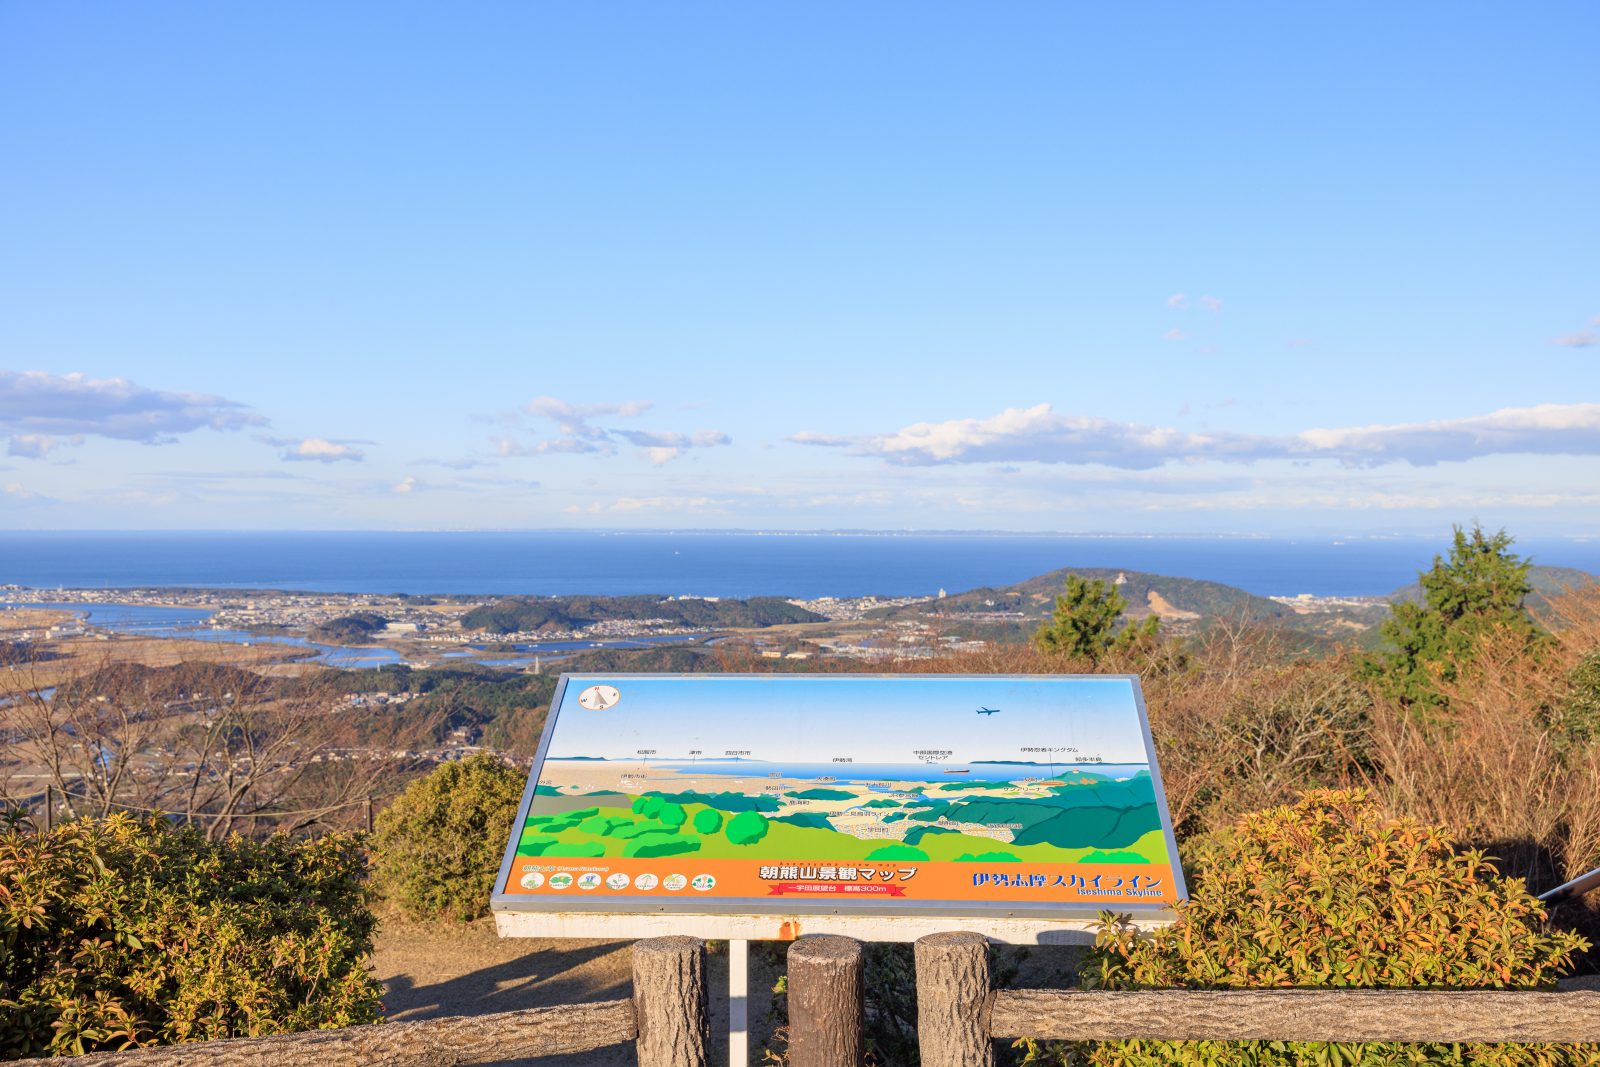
{"left": 493, "top": 674, "right": 1185, "bottom": 920}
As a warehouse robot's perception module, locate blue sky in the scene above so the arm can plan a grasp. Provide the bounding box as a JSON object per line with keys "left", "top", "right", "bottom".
{"left": 1, "top": 3, "right": 1596, "bottom": 534}
{"left": 544, "top": 676, "right": 1150, "bottom": 765}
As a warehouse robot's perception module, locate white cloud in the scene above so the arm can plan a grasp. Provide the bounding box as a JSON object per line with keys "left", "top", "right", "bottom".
{"left": 1165, "top": 293, "right": 1188, "bottom": 309}
{"left": 1162, "top": 328, "right": 1187, "bottom": 341}
{"left": 0, "top": 370, "right": 263, "bottom": 458}
{"left": 525, "top": 396, "right": 653, "bottom": 422}
{"left": 261, "top": 436, "right": 367, "bottom": 463}
{"left": 786, "top": 431, "right": 853, "bottom": 447}
{"left": 4, "top": 481, "right": 50, "bottom": 503}
{"left": 391, "top": 476, "right": 417, "bottom": 493}
{"left": 1293, "top": 404, "right": 1600, "bottom": 465}
{"left": 794, "top": 401, "right": 1600, "bottom": 469}
{"left": 494, "top": 435, "right": 611, "bottom": 458}
{"left": 1554, "top": 331, "right": 1596, "bottom": 348}
{"left": 499, "top": 396, "right": 729, "bottom": 464}
{"left": 612, "top": 428, "right": 732, "bottom": 465}
{"left": 1199, "top": 295, "right": 1223, "bottom": 312}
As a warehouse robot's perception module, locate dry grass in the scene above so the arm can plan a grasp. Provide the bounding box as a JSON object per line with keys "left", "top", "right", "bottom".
{"left": 1370, "top": 587, "right": 1600, "bottom": 890}
{"left": 3, "top": 633, "right": 307, "bottom": 690}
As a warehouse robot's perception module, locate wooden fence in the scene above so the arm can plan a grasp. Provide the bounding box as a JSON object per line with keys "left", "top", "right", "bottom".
{"left": 14, "top": 933, "right": 1600, "bottom": 1067}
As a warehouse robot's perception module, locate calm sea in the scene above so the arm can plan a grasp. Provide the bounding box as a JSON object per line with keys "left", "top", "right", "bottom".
{"left": 647, "top": 761, "right": 1152, "bottom": 785}
{"left": 2, "top": 531, "right": 1596, "bottom": 598}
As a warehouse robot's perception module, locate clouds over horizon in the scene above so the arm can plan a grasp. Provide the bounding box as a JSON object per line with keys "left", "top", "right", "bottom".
{"left": 0, "top": 370, "right": 264, "bottom": 458}
{"left": 495, "top": 395, "right": 731, "bottom": 464}
{"left": 793, "top": 402, "right": 1600, "bottom": 470}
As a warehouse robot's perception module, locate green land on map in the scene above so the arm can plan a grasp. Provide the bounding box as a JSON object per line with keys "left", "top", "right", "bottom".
{"left": 518, "top": 768, "right": 1168, "bottom": 865}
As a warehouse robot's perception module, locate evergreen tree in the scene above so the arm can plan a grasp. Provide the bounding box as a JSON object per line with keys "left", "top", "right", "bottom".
{"left": 1032, "top": 574, "right": 1161, "bottom": 662}
{"left": 1367, "top": 524, "right": 1539, "bottom": 707}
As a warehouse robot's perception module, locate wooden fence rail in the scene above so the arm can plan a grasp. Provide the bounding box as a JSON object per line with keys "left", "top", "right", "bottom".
{"left": 14, "top": 931, "right": 1600, "bottom": 1067}
{"left": 917, "top": 931, "right": 1600, "bottom": 1067}
{"left": 11, "top": 937, "right": 702, "bottom": 1067}
{"left": 11, "top": 1001, "right": 637, "bottom": 1067}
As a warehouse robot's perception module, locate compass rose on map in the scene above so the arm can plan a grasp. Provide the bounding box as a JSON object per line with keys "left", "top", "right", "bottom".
{"left": 576, "top": 684, "right": 620, "bottom": 710}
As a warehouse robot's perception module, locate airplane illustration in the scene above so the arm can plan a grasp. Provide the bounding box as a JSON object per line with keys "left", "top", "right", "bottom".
{"left": 976, "top": 706, "right": 1001, "bottom": 716}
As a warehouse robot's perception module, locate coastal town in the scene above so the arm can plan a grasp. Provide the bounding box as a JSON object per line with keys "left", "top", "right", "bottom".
{"left": 0, "top": 584, "right": 997, "bottom": 671}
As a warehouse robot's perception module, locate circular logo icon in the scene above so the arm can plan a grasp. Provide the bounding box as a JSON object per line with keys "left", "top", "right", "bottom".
{"left": 634, "top": 873, "right": 660, "bottom": 890}
{"left": 548, "top": 873, "right": 574, "bottom": 890}
{"left": 691, "top": 874, "right": 715, "bottom": 892}
{"left": 577, "top": 684, "right": 621, "bottom": 711}
{"left": 577, "top": 873, "right": 602, "bottom": 890}
{"left": 605, "top": 873, "right": 630, "bottom": 890}
{"left": 519, "top": 871, "right": 546, "bottom": 889}
{"left": 663, "top": 873, "right": 688, "bottom": 892}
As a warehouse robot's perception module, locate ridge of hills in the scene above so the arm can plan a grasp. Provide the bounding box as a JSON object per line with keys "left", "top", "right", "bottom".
{"left": 894, "top": 566, "right": 1287, "bottom": 624}
{"left": 883, "top": 563, "right": 1597, "bottom": 643}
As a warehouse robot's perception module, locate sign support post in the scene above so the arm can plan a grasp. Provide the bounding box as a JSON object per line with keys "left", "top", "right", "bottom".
{"left": 729, "top": 937, "right": 749, "bottom": 1067}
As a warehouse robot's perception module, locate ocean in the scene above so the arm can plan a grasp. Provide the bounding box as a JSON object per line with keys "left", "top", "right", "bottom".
{"left": 645, "top": 761, "right": 1151, "bottom": 785}
{"left": 1, "top": 530, "right": 1596, "bottom": 599}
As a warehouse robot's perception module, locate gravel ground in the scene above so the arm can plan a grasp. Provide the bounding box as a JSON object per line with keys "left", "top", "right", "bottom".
{"left": 369, "top": 911, "right": 1085, "bottom": 1067}
{"left": 370, "top": 913, "right": 772, "bottom": 1067}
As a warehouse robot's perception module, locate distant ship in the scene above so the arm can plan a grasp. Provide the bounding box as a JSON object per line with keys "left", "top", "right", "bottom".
{"left": 943, "top": 768, "right": 970, "bottom": 774}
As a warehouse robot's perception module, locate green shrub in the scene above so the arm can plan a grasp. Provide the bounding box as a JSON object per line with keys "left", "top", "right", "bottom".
{"left": 1021, "top": 790, "right": 1588, "bottom": 1067}
{"left": 725, "top": 810, "right": 770, "bottom": 845}
{"left": 1553, "top": 649, "right": 1600, "bottom": 745}
{"left": 0, "top": 813, "right": 379, "bottom": 1058}
{"left": 370, "top": 754, "right": 525, "bottom": 921}
{"left": 693, "top": 809, "right": 724, "bottom": 834}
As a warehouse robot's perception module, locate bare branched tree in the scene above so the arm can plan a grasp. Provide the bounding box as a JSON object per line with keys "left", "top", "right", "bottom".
{"left": 1, "top": 654, "right": 440, "bottom": 837}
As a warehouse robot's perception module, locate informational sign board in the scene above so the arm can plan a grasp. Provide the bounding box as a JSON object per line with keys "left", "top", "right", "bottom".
{"left": 492, "top": 673, "right": 1186, "bottom": 943}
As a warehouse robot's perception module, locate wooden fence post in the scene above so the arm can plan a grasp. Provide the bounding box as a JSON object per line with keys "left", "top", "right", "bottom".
{"left": 788, "top": 935, "right": 864, "bottom": 1067}
{"left": 915, "top": 932, "right": 992, "bottom": 1067}
{"left": 364, "top": 796, "right": 374, "bottom": 834}
{"left": 634, "top": 935, "right": 709, "bottom": 1067}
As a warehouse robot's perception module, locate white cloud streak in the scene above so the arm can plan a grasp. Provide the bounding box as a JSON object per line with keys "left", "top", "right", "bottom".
{"left": 793, "top": 402, "right": 1600, "bottom": 469}
{"left": 498, "top": 396, "right": 729, "bottom": 464}
{"left": 258, "top": 435, "right": 368, "bottom": 463}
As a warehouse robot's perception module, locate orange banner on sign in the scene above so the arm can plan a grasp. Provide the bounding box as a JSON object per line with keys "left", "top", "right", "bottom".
{"left": 502, "top": 856, "right": 1176, "bottom": 907}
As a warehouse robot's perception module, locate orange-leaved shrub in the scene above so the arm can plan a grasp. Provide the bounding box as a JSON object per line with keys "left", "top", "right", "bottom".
{"left": 1019, "top": 790, "right": 1590, "bottom": 1067}
{"left": 369, "top": 753, "right": 526, "bottom": 921}
{"left": 0, "top": 812, "right": 379, "bottom": 1059}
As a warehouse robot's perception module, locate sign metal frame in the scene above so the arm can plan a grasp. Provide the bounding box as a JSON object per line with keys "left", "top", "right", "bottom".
{"left": 491, "top": 672, "right": 1186, "bottom": 943}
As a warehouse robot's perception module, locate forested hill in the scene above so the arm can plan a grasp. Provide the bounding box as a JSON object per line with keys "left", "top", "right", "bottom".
{"left": 462, "top": 595, "right": 824, "bottom": 634}
{"left": 909, "top": 566, "right": 1287, "bottom": 623}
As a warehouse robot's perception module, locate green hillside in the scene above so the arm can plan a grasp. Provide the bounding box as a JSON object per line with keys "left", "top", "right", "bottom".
{"left": 308, "top": 612, "right": 389, "bottom": 644}
{"left": 463, "top": 594, "right": 824, "bottom": 634}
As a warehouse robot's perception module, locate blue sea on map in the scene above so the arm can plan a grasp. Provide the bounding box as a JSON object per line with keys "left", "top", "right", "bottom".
{"left": 624, "top": 760, "right": 1151, "bottom": 784}
{"left": 5, "top": 531, "right": 1598, "bottom": 598}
